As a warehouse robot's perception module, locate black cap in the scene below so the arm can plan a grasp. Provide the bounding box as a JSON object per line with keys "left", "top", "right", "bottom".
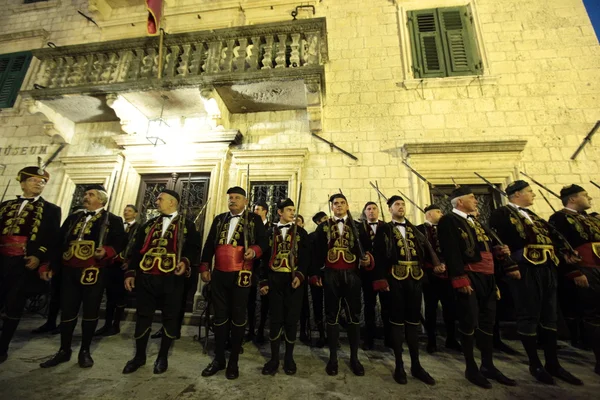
{"left": 386, "top": 195, "right": 404, "bottom": 207}
{"left": 85, "top": 184, "right": 107, "bottom": 193}
{"left": 449, "top": 186, "right": 473, "bottom": 200}
{"left": 254, "top": 200, "right": 269, "bottom": 211}
{"left": 329, "top": 193, "right": 347, "bottom": 203}
{"left": 506, "top": 180, "right": 530, "bottom": 196}
{"left": 312, "top": 211, "right": 327, "bottom": 224}
{"left": 227, "top": 186, "right": 247, "bottom": 197}
{"left": 17, "top": 166, "right": 50, "bottom": 182}
{"left": 424, "top": 204, "right": 441, "bottom": 212}
{"left": 160, "top": 189, "right": 180, "bottom": 203}
{"left": 560, "top": 184, "right": 586, "bottom": 199}
{"left": 362, "top": 201, "right": 377, "bottom": 211}
{"left": 277, "top": 198, "right": 294, "bottom": 210}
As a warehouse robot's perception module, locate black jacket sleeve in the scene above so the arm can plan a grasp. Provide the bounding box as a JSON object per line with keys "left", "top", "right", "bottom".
{"left": 30, "top": 200, "right": 61, "bottom": 263}
{"left": 438, "top": 215, "right": 470, "bottom": 288}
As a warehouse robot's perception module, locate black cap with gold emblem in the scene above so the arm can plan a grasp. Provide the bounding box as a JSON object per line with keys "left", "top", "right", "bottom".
{"left": 16, "top": 166, "right": 50, "bottom": 183}
{"left": 506, "top": 180, "right": 530, "bottom": 196}
{"left": 449, "top": 186, "right": 473, "bottom": 200}
{"left": 386, "top": 195, "right": 404, "bottom": 207}
{"left": 560, "top": 184, "right": 585, "bottom": 199}
{"left": 277, "top": 198, "right": 294, "bottom": 210}
{"left": 227, "top": 186, "right": 247, "bottom": 197}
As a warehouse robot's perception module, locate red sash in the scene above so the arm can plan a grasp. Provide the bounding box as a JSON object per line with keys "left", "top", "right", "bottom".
{"left": 215, "top": 245, "right": 245, "bottom": 272}
{"left": 0, "top": 236, "right": 27, "bottom": 257}
{"left": 465, "top": 251, "right": 494, "bottom": 275}
{"left": 576, "top": 243, "right": 600, "bottom": 268}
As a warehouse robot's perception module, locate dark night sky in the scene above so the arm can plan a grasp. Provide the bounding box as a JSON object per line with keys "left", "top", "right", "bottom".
{"left": 583, "top": 0, "right": 600, "bottom": 41}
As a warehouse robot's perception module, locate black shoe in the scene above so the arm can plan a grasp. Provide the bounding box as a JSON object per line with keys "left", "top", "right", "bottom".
{"left": 284, "top": 359, "right": 297, "bottom": 375}
{"left": 394, "top": 367, "right": 407, "bottom": 384}
{"left": 255, "top": 333, "right": 266, "bottom": 344}
{"left": 547, "top": 366, "right": 583, "bottom": 385}
{"left": 362, "top": 340, "right": 375, "bottom": 351}
{"left": 529, "top": 366, "right": 555, "bottom": 384}
{"left": 202, "top": 360, "right": 226, "bottom": 377}
{"left": 299, "top": 333, "right": 311, "bottom": 345}
{"left": 412, "top": 366, "right": 435, "bottom": 385}
{"left": 480, "top": 366, "right": 517, "bottom": 386}
{"left": 594, "top": 363, "right": 600, "bottom": 376}
{"left": 314, "top": 337, "right": 326, "bottom": 348}
{"left": 40, "top": 349, "right": 72, "bottom": 368}
{"left": 50, "top": 327, "right": 60, "bottom": 335}
{"left": 326, "top": 359, "right": 339, "bottom": 376}
{"left": 153, "top": 356, "right": 168, "bottom": 374}
{"left": 31, "top": 322, "right": 57, "bottom": 334}
{"left": 350, "top": 359, "right": 365, "bottom": 376}
{"left": 262, "top": 359, "right": 279, "bottom": 376}
{"left": 494, "top": 340, "right": 519, "bottom": 355}
{"left": 226, "top": 363, "right": 239, "bottom": 380}
{"left": 122, "top": 358, "right": 146, "bottom": 374}
{"left": 0, "top": 353, "right": 7, "bottom": 364}
{"left": 151, "top": 329, "right": 164, "bottom": 339}
{"left": 384, "top": 338, "right": 393, "bottom": 348}
{"left": 465, "top": 369, "right": 492, "bottom": 389}
{"left": 94, "top": 325, "right": 111, "bottom": 336}
{"left": 445, "top": 338, "right": 463, "bottom": 353}
{"left": 78, "top": 350, "right": 94, "bottom": 368}
{"left": 426, "top": 341, "right": 437, "bottom": 354}
{"left": 239, "top": 345, "right": 244, "bottom": 354}
{"left": 244, "top": 332, "right": 255, "bottom": 342}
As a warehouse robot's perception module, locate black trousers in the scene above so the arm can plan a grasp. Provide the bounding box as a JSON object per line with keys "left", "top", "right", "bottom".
{"left": 362, "top": 269, "right": 390, "bottom": 340}
{"left": 508, "top": 264, "right": 557, "bottom": 336}
{"left": 267, "top": 272, "right": 304, "bottom": 342}
{"left": 423, "top": 271, "right": 457, "bottom": 339}
{"left": 212, "top": 270, "right": 251, "bottom": 327}
{"left": 104, "top": 266, "right": 127, "bottom": 309}
{"left": 0, "top": 256, "right": 39, "bottom": 319}
{"left": 323, "top": 268, "right": 362, "bottom": 326}
{"left": 247, "top": 282, "right": 269, "bottom": 332}
{"left": 388, "top": 277, "right": 423, "bottom": 325}
{"left": 134, "top": 273, "right": 184, "bottom": 339}
{"left": 311, "top": 284, "right": 325, "bottom": 325}
{"left": 456, "top": 272, "right": 496, "bottom": 336}
{"left": 61, "top": 266, "right": 106, "bottom": 322}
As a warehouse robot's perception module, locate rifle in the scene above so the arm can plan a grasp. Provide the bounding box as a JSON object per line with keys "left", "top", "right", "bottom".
{"left": 375, "top": 180, "right": 386, "bottom": 222}
{"left": 474, "top": 172, "right": 578, "bottom": 255}
{"left": 243, "top": 165, "right": 250, "bottom": 262}
{"left": 337, "top": 189, "right": 366, "bottom": 260}
{"left": 193, "top": 197, "right": 211, "bottom": 231}
{"left": 397, "top": 189, "right": 425, "bottom": 214}
{"left": 591, "top": 181, "right": 600, "bottom": 191}
{"left": 0, "top": 180, "right": 10, "bottom": 204}
{"left": 98, "top": 165, "right": 122, "bottom": 248}
{"left": 177, "top": 173, "right": 192, "bottom": 265}
{"left": 41, "top": 143, "right": 67, "bottom": 170}
{"left": 538, "top": 190, "right": 556, "bottom": 213}
{"left": 369, "top": 183, "right": 441, "bottom": 266}
{"left": 520, "top": 171, "right": 560, "bottom": 199}
{"left": 402, "top": 161, "right": 448, "bottom": 200}
{"left": 288, "top": 183, "right": 303, "bottom": 275}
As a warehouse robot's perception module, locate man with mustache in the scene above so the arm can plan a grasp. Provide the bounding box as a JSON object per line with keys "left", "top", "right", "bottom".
{"left": 0, "top": 166, "right": 61, "bottom": 364}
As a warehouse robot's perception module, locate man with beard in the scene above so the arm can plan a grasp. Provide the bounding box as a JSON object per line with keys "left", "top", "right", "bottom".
{"left": 438, "top": 186, "right": 515, "bottom": 389}
{"left": 371, "top": 195, "right": 435, "bottom": 385}
{"left": 200, "top": 187, "right": 268, "bottom": 379}
{"left": 0, "top": 166, "right": 61, "bottom": 364}
{"left": 40, "top": 185, "right": 126, "bottom": 368}
{"left": 550, "top": 184, "right": 600, "bottom": 376}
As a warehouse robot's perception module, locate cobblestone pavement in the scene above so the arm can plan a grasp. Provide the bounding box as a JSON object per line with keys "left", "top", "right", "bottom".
{"left": 0, "top": 317, "right": 598, "bottom": 400}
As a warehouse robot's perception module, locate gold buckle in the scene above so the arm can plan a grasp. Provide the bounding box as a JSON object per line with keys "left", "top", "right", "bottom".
{"left": 80, "top": 267, "right": 99, "bottom": 285}
{"left": 237, "top": 270, "right": 252, "bottom": 287}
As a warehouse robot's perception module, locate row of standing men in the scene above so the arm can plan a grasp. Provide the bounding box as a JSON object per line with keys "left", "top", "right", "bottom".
{"left": 0, "top": 166, "right": 599, "bottom": 389}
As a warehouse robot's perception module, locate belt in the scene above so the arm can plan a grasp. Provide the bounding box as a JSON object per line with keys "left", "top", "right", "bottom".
{"left": 140, "top": 247, "right": 176, "bottom": 274}
{"left": 390, "top": 261, "right": 423, "bottom": 280}
{"left": 522, "top": 245, "right": 559, "bottom": 266}
{"left": 62, "top": 240, "right": 97, "bottom": 268}
{"left": 465, "top": 251, "right": 494, "bottom": 274}
{"left": 576, "top": 242, "right": 600, "bottom": 268}
{"left": 214, "top": 244, "right": 245, "bottom": 272}
{"left": 0, "top": 236, "right": 27, "bottom": 256}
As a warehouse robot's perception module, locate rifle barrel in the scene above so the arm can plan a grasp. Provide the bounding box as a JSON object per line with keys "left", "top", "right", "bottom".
{"left": 398, "top": 189, "right": 425, "bottom": 214}
{"left": 520, "top": 171, "right": 560, "bottom": 199}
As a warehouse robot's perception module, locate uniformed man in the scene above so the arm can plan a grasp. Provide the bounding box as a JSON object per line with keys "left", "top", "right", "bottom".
{"left": 246, "top": 200, "right": 270, "bottom": 343}
{"left": 95, "top": 204, "right": 139, "bottom": 337}
{"left": 259, "top": 198, "right": 309, "bottom": 375}
{"left": 438, "top": 186, "right": 515, "bottom": 389}
{"left": 417, "top": 204, "right": 461, "bottom": 354}
{"left": 200, "top": 186, "right": 268, "bottom": 380}
{"left": 122, "top": 189, "right": 199, "bottom": 374}
{"left": 307, "top": 211, "right": 328, "bottom": 347}
{"left": 550, "top": 184, "right": 600, "bottom": 376}
{"left": 358, "top": 201, "right": 389, "bottom": 350}
{"left": 490, "top": 180, "right": 582, "bottom": 384}
{"left": 310, "top": 193, "right": 372, "bottom": 376}
{"left": 40, "top": 184, "right": 126, "bottom": 368}
{"left": 0, "top": 166, "right": 61, "bottom": 364}
{"left": 371, "top": 195, "right": 435, "bottom": 385}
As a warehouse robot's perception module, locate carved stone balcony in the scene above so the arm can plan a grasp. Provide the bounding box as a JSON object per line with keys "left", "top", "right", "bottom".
{"left": 22, "top": 18, "right": 327, "bottom": 137}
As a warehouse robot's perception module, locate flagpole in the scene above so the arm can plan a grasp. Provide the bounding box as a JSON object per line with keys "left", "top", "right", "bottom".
{"left": 158, "top": 28, "right": 164, "bottom": 79}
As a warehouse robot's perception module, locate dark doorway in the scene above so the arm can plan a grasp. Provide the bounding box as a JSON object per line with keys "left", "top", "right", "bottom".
{"left": 431, "top": 184, "right": 503, "bottom": 228}
{"left": 250, "top": 181, "right": 289, "bottom": 224}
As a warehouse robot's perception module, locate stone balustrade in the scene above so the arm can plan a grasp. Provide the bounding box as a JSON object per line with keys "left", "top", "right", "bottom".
{"left": 26, "top": 18, "right": 327, "bottom": 95}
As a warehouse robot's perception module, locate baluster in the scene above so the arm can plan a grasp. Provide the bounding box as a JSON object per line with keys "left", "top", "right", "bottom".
{"left": 38, "top": 58, "right": 56, "bottom": 88}
{"left": 67, "top": 55, "right": 86, "bottom": 86}
{"left": 261, "top": 35, "right": 274, "bottom": 69}
{"left": 60, "top": 56, "right": 74, "bottom": 86}
{"left": 116, "top": 50, "right": 133, "bottom": 82}
{"left": 128, "top": 49, "right": 144, "bottom": 81}
{"left": 165, "top": 45, "right": 181, "bottom": 78}
{"left": 248, "top": 36, "right": 261, "bottom": 70}
{"left": 275, "top": 34, "right": 288, "bottom": 68}
{"left": 304, "top": 32, "right": 320, "bottom": 66}
{"left": 141, "top": 48, "right": 156, "bottom": 79}
{"left": 235, "top": 38, "right": 248, "bottom": 72}
{"left": 222, "top": 39, "right": 236, "bottom": 72}
{"left": 178, "top": 44, "right": 191, "bottom": 77}
{"left": 101, "top": 52, "right": 118, "bottom": 83}
{"left": 205, "top": 41, "right": 223, "bottom": 74}
{"left": 90, "top": 54, "right": 106, "bottom": 84}
{"left": 290, "top": 33, "right": 301, "bottom": 68}
{"left": 190, "top": 42, "right": 207, "bottom": 75}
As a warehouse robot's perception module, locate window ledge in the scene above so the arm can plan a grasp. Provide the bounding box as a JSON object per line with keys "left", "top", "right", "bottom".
{"left": 399, "top": 74, "right": 498, "bottom": 90}
{"left": 11, "top": 0, "right": 60, "bottom": 13}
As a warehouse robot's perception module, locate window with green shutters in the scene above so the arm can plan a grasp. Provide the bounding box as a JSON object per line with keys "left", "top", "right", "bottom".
{"left": 407, "top": 6, "right": 483, "bottom": 79}
{"left": 0, "top": 52, "right": 33, "bottom": 109}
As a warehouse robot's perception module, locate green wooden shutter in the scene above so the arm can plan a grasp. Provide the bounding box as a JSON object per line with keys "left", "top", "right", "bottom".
{"left": 437, "top": 7, "right": 481, "bottom": 76}
{"left": 408, "top": 9, "right": 446, "bottom": 78}
{"left": 0, "top": 52, "right": 33, "bottom": 109}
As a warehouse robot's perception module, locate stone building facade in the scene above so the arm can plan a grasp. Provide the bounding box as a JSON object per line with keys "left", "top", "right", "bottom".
{"left": 0, "top": 0, "right": 598, "bottom": 308}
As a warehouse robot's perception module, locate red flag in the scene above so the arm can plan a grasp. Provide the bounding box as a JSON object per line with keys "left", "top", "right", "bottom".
{"left": 146, "top": 0, "right": 162, "bottom": 35}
